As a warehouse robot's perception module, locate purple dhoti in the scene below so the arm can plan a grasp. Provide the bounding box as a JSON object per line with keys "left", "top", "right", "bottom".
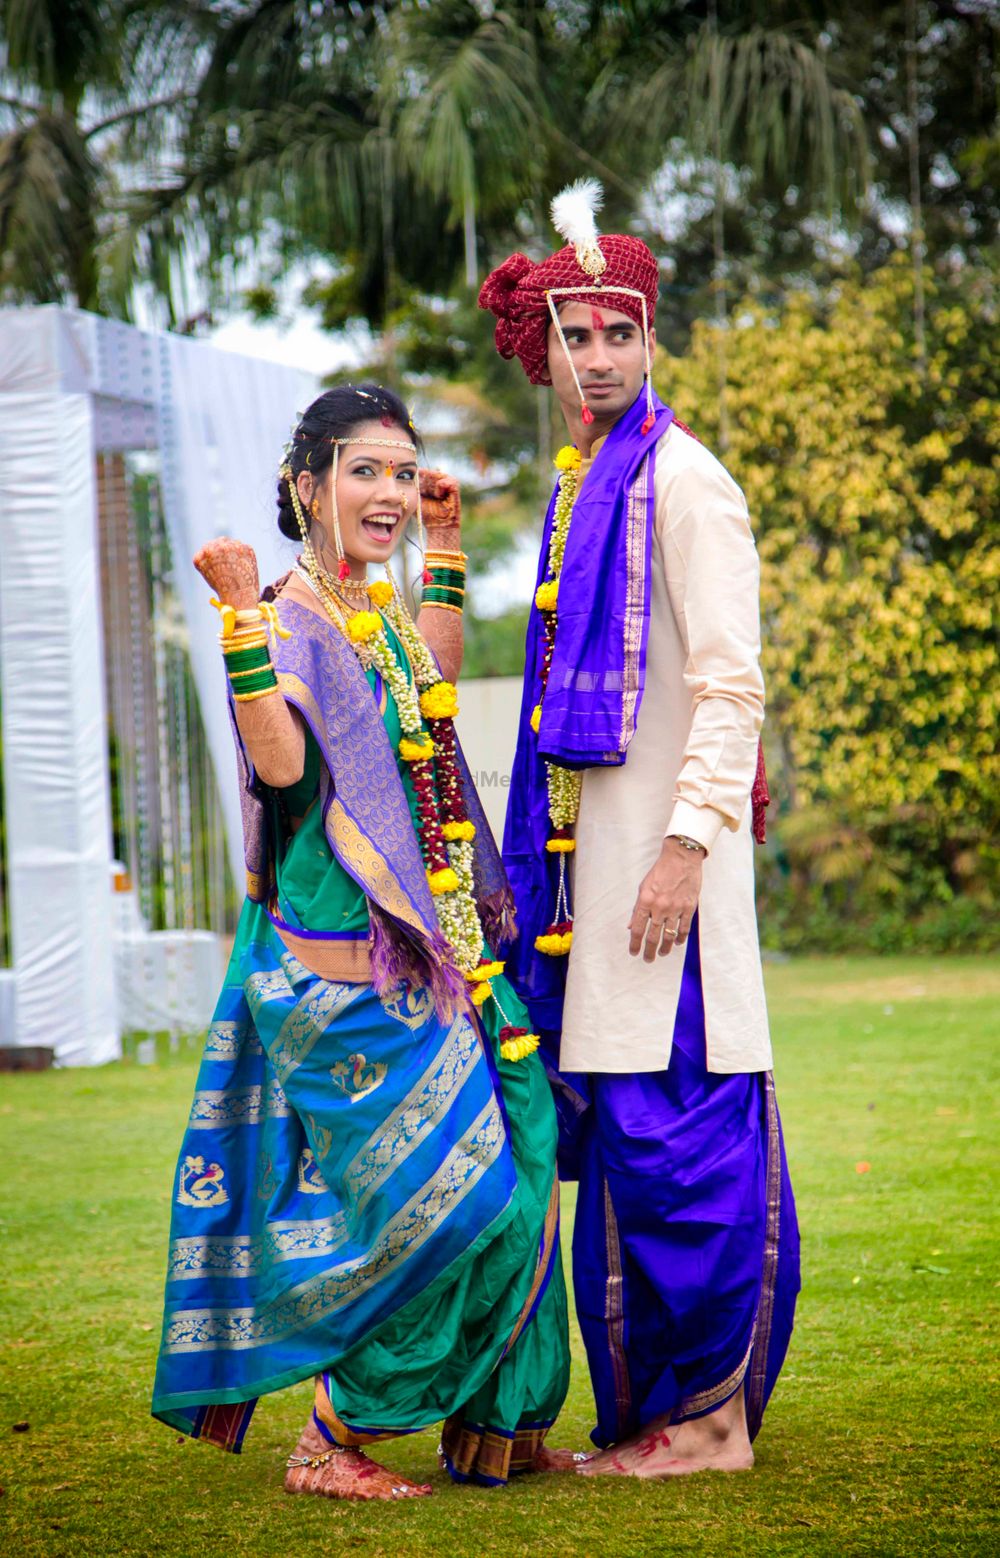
{"left": 552, "top": 919, "right": 800, "bottom": 1448}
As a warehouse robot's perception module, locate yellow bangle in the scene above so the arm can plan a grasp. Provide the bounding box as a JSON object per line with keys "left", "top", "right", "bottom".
{"left": 419, "top": 600, "right": 464, "bottom": 615}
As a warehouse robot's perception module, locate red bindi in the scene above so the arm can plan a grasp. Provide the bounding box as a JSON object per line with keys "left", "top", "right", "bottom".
{"left": 380, "top": 414, "right": 394, "bottom": 427}
{"left": 591, "top": 308, "right": 605, "bottom": 331}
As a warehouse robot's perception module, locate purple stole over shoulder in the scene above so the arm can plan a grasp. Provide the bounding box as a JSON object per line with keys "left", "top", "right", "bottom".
{"left": 231, "top": 597, "right": 515, "bottom": 1016}
{"left": 502, "top": 389, "right": 674, "bottom": 1030}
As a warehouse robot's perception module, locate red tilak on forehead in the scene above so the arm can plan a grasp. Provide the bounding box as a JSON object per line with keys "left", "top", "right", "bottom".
{"left": 380, "top": 414, "right": 394, "bottom": 427}
{"left": 591, "top": 308, "right": 605, "bottom": 331}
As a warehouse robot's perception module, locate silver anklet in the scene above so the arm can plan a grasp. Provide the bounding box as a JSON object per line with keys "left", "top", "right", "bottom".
{"left": 286, "top": 1444, "right": 350, "bottom": 1469}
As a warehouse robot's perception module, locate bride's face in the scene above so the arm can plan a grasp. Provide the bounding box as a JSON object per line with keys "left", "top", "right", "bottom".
{"left": 298, "top": 419, "right": 419, "bottom": 574}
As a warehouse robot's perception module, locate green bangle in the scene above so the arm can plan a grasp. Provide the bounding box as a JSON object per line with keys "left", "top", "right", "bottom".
{"left": 425, "top": 568, "right": 467, "bottom": 591}
{"left": 422, "top": 588, "right": 465, "bottom": 608}
{"left": 229, "top": 666, "right": 278, "bottom": 695}
{"left": 224, "top": 645, "right": 272, "bottom": 673}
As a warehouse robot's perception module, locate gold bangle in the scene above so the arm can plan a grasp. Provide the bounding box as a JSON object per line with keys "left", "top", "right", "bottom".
{"left": 425, "top": 550, "right": 467, "bottom": 566}
{"left": 226, "top": 662, "right": 274, "bottom": 680}
{"left": 219, "top": 632, "right": 268, "bottom": 652}
{"left": 419, "top": 599, "right": 464, "bottom": 615}
{"left": 232, "top": 684, "right": 281, "bottom": 703}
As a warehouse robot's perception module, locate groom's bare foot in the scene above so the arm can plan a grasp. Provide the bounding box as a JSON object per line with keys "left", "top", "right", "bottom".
{"left": 284, "top": 1419, "right": 433, "bottom": 1501}
{"left": 578, "top": 1389, "right": 754, "bottom": 1479}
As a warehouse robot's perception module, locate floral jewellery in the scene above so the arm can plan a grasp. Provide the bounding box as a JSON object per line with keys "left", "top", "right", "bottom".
{"left": 290, "top": 556, "right": 538, "bottom": 1059}
{"left": 530, "top": 446, "right": 587, "bottom": 956}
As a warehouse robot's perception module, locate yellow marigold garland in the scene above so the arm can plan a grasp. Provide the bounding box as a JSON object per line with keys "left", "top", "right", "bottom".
{"left": 530, "top": 449, "right": 587, "bottom": 956}
{"left": 500, "top": 1030, "right": 541, "bottom": 1062}
{"left": 399, "top": 736, "right": 435, "bottom": 762}
{"left": 347, "top": 610, "right": 382, "bottom": 643}
{"left": 317, "top": 566, "right": 539, "bottom": 1062}
{"left": 419, "top": 681, "right": 459, "bottom": 721}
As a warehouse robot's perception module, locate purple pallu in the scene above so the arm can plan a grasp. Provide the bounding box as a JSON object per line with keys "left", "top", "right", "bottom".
{"left": 230, "top": 595, "right": 515, "bottom": 1013}
{"left": 564, "top": 920, "right": 800, "bottom": 1447}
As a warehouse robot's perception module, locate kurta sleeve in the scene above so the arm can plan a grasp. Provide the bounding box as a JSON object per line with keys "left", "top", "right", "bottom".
{"left": 655, "top": 434, "right": 764, "bottom": 853}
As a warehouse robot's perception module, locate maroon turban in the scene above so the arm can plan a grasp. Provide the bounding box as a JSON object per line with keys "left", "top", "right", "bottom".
{"left": 478, "top": 236, "right": 659, "bottom": 385}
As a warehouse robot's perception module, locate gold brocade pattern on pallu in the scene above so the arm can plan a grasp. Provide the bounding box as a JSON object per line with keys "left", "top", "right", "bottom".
{"left": 168, "top": 1217, "right": 348, "bottom": 1282}
{"left": 203, "top": 1020, "right": 261, "bottom": 1061}
{"left": 185, "top": 1077, "right": 291, "bottom": 1132}
{"left": 619, "top": 451, "right": 651, "bottom": 753}
{"left": 161, "top": 1096, "right": 505, "bottom": 1355}
{"left": 342, "top": 1016, "right": 480, "bottom": 1217}
{"left": 265, "top": 978, "right": 363, "bottom": 1085}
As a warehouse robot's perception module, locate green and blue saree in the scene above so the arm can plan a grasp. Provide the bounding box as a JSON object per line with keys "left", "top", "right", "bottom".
{"left": 151, "top": 593, "right": 570, "bottom": 1486}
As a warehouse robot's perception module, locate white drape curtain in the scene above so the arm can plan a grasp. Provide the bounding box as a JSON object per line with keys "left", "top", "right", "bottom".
{"left": 0, "top": 307, "right": 316, "bottom": 1063}
{"left": 157, "top": 332, "right": 315, "bottom": 888}
{"left": 0, "top": 386, "right": 119, "bottom": 1064}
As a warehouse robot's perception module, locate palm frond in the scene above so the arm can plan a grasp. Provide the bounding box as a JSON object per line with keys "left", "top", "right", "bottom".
{"left": 687, "top": 27, "right": 870, "bottom": 213}
{"left": 388, "top": 6, "right": 543, "bottom": 223}
{"left": 0, "top": 109, "right": 101, "bottom": 302}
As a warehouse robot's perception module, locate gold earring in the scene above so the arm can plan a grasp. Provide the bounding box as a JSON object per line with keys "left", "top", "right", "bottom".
{"left": 310, "top": 498, "right": 320, "bottom": 520}
{"left": 400, "top": 494, "right": 409, "bottom": 514}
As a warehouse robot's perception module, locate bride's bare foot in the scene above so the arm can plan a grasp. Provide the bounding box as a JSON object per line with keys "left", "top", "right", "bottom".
{"left": 284, "top": 1420, "right": 433, "bottom": 1501}
{"left": 530, "top": 1445, "right": 595, "bottom": 1472}
{"left": 578, "top": 1389, "right": 754, "bottom": 1480}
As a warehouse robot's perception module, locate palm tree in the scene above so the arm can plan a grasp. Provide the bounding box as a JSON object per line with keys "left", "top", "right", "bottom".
{"left": 0, "top": 0, "right": 204, "bottom": 312}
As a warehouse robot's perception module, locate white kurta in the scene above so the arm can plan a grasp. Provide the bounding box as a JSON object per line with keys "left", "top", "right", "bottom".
{"left": 559, "top": 422, "right": 772, "bottom": 1076}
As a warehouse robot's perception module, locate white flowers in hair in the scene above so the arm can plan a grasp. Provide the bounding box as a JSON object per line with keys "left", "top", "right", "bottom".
{"left": 550, "top": 178, "right": 604, "bottom": 247}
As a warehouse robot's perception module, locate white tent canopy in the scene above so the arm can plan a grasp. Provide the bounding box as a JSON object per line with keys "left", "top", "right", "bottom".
{"left": 0, "top": 306, "right": 317, "bottom": 1064}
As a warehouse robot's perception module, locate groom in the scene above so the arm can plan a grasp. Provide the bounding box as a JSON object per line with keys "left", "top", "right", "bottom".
{"left": 479, "top": 184, "right": 800, "bottom": 1477}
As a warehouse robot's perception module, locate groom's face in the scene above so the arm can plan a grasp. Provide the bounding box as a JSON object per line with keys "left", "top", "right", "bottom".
{"left": 546, "top": 301, "right": 654, "bottom": 428}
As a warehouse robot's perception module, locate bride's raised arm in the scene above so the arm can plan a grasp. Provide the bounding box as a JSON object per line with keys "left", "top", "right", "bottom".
{"left": 192, "top": 536, "right": 306, "bottom": 789}
{"left": 416, "top": 470, "right": 465, "bottom": 685}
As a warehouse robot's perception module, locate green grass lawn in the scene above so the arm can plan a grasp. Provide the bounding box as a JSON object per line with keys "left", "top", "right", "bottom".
{"left": 1, "top": 955, "right": 997, "bottom": 1557}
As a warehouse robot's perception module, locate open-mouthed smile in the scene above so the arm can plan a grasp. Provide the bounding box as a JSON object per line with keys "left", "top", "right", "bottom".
{"left": 361, "top": 512, "right": 401, "bottom": 544}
